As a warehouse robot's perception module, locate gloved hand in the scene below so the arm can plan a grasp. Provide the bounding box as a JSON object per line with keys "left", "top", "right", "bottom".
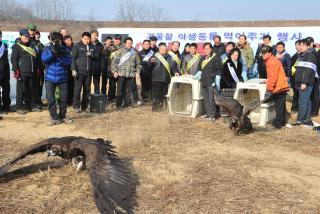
{"left": 13, "top": 70, "right": 21, "bottom": 80}
{"left": 252, "top": 63, "right": 258, "bottom": 78}
{"left": 214, "top": 75, "right": 221, "bottom": 91}
{"left": 264, "top": 91, "right": 272, "bottom": 100}
{"left": 192, "top": 71, "right": 202, "bottom": 80}
{"left": 242, "top": 69, "right": 248, "bottom": 81}
{"left": 72, "top": 70, "right": 78, "bottom": 78}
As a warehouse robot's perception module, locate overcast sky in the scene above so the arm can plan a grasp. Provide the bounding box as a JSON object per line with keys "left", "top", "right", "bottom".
{"left": 18, "top": 0, "right": 320, "bottom": 21}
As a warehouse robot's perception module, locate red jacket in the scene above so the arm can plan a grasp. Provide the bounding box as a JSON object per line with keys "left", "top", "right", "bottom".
{"left": 265, "top": 55, "right": 289, "bottom": 94}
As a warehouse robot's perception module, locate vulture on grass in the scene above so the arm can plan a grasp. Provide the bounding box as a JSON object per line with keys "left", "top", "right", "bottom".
{"left": 0, "top": 136, "right": 136, "bottom": 214}
{"left": 213, "top": 88, "right": 270, "bottom": 134}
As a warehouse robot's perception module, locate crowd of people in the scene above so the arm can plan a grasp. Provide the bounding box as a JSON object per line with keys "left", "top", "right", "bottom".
{"left": 0, "top": 24, "right": 319, "bottom": 129}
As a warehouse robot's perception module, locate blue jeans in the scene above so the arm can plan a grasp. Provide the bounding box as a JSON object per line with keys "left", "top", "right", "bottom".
{"left": 298, "top": 85, "right": 313, "bottom": 122}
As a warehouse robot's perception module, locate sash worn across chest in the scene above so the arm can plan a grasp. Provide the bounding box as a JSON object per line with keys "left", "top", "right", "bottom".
{"left": 168, "top": 51, "right": 181, "bottom": 66}
{"left": 119, "top": 48, "right": 135, "bottom": 66}
{"left": 17, "top": 43, "right": 36, "bottom": 58}
{"left": 201, "top": 53, "right": 216, "bottom": 69}
{"left": 296, "top": 60, "right": 319, "bottom": 78}
{"left": 186, "top": 54, "right": 200, "bottom": 72}
{"left": 227, "top": 63, "right": 240, "bottom": 83}
{"left": 0, "top": 42, "right": 5, "bottom": 58}
{"left": 143, "top": 50, "right": 154, "bottom": 61}
{"left": 155, "top": 53, "right": 171, "bottom": 78}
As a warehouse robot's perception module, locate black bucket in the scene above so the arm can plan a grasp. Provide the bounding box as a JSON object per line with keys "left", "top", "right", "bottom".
{"left": 90, "top": 94, "right": 107, "bottom": 113}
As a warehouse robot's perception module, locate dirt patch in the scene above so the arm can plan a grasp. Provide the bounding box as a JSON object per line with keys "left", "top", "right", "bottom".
{"left": 0, "top": 105, "right": 320, "bottom": 214}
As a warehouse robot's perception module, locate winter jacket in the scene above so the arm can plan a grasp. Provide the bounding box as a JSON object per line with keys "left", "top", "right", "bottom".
{"left": 11, "top": 41, "right": 39, "bottom": 77}
{"left": 71, "top": 42, "right": 96, "bottom": 76}
{"left": 0, "top": 41, "right": 10, "bottom": 79}
{"left": 92, "top": 40, "right": 104, "bottom": 76}
{"left": 295, "top": 48, "right": 318, "bottom": 86}
{"left": 41, "top": 44, "right": 72, "bottom": 83}
{"left": 168, "top": 50, "right": 182, "bottom": 72}
{"left": 236, "top": 42, "right": 254, "bottom": 69}
{"left": 198, "top": 52, "right": 222, "bottom": 87}
{"left": 181, "top": 53, "right": 201, "bottom": 75}
{"left": 221, "top": 58, "right": 243, "bottom": 89}
{"left": 276, "top": 51, "right": 292, "bottom": 77}
{"left": 265, "top": 55, "right": 289, "bottom": 94}
{"left": 111, "top": 47, "right": 140, "bottom": 78}
{"left": 221, "top": 53, "right": 248, "bottom": 80}
{"left": 255, "top": 44, "right": 276, "bottom": 79}
{"left": 101, "top": 45, "right": 111, "bottom": 76}
{"left": 138, "top": 48, "right": 154, "bottom": 77}
{"left": 213, "top": 43, "right": 226, "bottom": 56}
{"left": 149, "top": 53, "right": 179, "bottom": 83}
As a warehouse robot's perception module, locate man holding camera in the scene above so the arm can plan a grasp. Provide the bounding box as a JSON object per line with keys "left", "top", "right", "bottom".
{"left": 41, "top": 32, "right": 72, "bottom": 126}
{"left": 71, "top": 32, "right": 96, "bottom": 113}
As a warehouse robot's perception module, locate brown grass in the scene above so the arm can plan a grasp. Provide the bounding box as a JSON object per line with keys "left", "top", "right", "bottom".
{"left": 0, "top": 103, "right": 320, "bottom": 213}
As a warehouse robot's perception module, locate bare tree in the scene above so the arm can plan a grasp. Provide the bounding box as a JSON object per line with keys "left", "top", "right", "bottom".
{"left": 0, "top": 0, "right": 33, "bottom": 19}
{"left": 31, "top": 0, "right": 74, "bottom": 21}
{"left": 116, "top": 0, "right": 166, "bottom": 23}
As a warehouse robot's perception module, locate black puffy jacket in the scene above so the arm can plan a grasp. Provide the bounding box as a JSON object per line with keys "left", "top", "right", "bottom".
{"left": 295, "top": 48, "right": 317, "bottom": 86}
{"left": 71, "top": 42, "right": 97, "bottom": 75}
{"left": 11, "top": 41, "right": 39, "bottom": 77}
{"left": 0, "top": 42, "right": 10, "bottom": 79}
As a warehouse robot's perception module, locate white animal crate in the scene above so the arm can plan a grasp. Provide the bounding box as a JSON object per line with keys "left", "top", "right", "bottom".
{"left": 166, "top": 75, "right": 204, "bottom": 118}
{"left": 234, "top": 79, "right": 276, "bottom": 127}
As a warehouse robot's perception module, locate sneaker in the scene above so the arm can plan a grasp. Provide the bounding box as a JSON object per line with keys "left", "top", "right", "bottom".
{"left": 16, "top": 110, "right": 27, "bottom": 115}
{"left": 292, "top": 120, "right": 302, "bottom": 126}
{"left": 210, "top": 117, "right": 216, "bottom": 122}
{"left": 133, "top": 101, "right": 143, "bottom": 107}
{"left": 74, "top": 108, "right": 81, "bottom": 113}
{"left": 47, "top": 119, "right": 61, "bottom": 126}
{"left": 302, "top": 120, "right": 314, "bottom": 127}
{"left": 201, "top": 115, "right": 210, "bottom": 119}
{"left": 61, "top": 118, "right": 73, "bottom": 124}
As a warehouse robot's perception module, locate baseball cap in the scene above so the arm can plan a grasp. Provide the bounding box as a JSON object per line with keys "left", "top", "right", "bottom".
{"left": 19, "top": 29, "right": 30, "bottom": 37}
{"left": 114, "top": 34, "right": 122, "bottom": 40}
{"left": 27, "top": 24, "right": 37, "bottom": 31}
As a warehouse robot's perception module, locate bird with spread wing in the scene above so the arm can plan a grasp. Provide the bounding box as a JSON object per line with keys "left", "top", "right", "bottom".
{"left": 0, "top": 136, "right": 136, "bottom": 214}
{"left": 213, "top": 87, "right": 270, "bottom": 134}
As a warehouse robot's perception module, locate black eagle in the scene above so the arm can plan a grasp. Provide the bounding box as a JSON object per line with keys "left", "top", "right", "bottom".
{"left": 213, "top": 88, "right": 270, "bottom": 134}
{"left": 0, "top": 136, "right": 136, "bottom": 214}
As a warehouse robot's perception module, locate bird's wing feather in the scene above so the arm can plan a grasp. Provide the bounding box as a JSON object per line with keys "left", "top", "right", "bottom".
{"left": 70, "top": 139, "right": 134, "bottom": 214}
{"left": 0, "top": 136, "right": 81, "bottom": 177}
{"left": 242, "top": 96, "right": 270, "bottom": 118}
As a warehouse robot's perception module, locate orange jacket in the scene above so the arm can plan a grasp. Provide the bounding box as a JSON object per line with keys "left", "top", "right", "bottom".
{"left": 265, "top": 55, "right": 289, "bottom": 94}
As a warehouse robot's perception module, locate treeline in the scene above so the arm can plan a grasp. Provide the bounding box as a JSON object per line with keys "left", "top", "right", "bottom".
{"left": 0, "top": 0, "right": 74, "bottom": 21}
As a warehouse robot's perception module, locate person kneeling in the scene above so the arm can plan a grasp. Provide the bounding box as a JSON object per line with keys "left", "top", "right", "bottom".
{"left": 261, "top": 45, "right": 289, "bottom": 129}
{"left": 42, "top": 32, "right": 72, "bottom": 126}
